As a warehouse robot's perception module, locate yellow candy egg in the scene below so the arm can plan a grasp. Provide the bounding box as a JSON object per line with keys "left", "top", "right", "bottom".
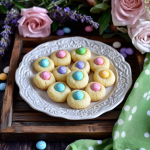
{"left": 99, "top": 70, "right": 109, "bottom": 79}
{"left": 0, "top": 73, "right": 8, "bottom": 80}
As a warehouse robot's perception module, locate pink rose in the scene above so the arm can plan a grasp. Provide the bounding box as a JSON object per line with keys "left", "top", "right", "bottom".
{"left": 128, "top": 17, "right": 150, "bottom": 54}
{"left": 111, "top": 0, "right": 145, "bottom": 26}
{"left": 18, "top": 7, "right": 53, "bottom": 38}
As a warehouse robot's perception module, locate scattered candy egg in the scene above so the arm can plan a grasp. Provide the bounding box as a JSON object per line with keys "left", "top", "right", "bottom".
{"left": 105, "top": 24, "right": 111, "bottom": 33}
{"left": 121, "top": 52, "right": 127, "bottom": 59}
{"left": 0, "top": 73, "right": 7, "bottom": 80}
{"left": 56, "top": 50, "right": 66, "bottom": 58}
{"left": 55, "top": 83, "right": 65, "bottom": 92}
{"left": 76, "top": 61, "right": 85, "bottom": 69}
{"left": 94, "top": 57, "right": 104, "bottom": 65}
{"left": 85, "top": 26, "right": 93, "bottom": 32}
{"left": 73, "top": 91, "right": 84, "bottom": 100}
{"left": 63, "top": 27, "right": 71, "bottom": 34}
{"left": 110, "top": 23, "right": 117, "bottom": 32}
{"left": 99, "top": 70, "right": 110, "bottom": 79}
{"left": 76, "top": 47, "right": 86, "bottom": 55}
{"left": 56, "top": 29, "right": 64, "bottom": 36}
{"left": 40, "top": 59, "right": 49, "bottom": 68}
{"left": 91, "top": 83, "right": 101, "bottom": 91}
{"left": 112, "top": 41, "right": 121, "bottom": 48}
{"left": 40, "top": 71, "right": 50, "bottom": 80}
{"left": 58, "top": 66, "right": 67, "bottom": 74}
{"left": 125, "top": 47, "right": 134, "bottom": 55}
{"left": 0, "top": 83, "right": 6, "bottom": 91}
{"left": 3, "top": 66, "right": 9, "bottom": 74}
{"left": 36, "top": 141, "right": 46, "bottom": 150}
{"left": 73, "top": 71, "right": 83, "bottom": 81}
{"left": 120, "top": 47, "right": 126, "bottom": 53}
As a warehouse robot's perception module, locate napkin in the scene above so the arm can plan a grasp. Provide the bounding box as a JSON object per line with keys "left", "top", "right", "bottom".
{"left": 66, "top": 53, "right": 150, "bottom": 150}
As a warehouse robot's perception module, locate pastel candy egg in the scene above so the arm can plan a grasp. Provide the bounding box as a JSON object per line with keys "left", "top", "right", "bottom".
{"left": 94, "top": 57, "right": 104, "bottom": 65}
{"left": 63, "top": 27, "right": 71, "bottom": 34}
{"left": 76, "top": 61, "right": 85, "bottom": 69}
{"left": 76, "top": 47, "right": 86, "bottom": 55}
{"left": 121, "top": 52, "right": 127, "bottom": 59}
{"left": 36, "top": 140, "right": 46, "bottom": 150}
{"left": 120, "top": 47, "right": 126, "bottom": 53}
{"left": 40, "top": 59, "right": 49, "bottom": 68}
{"left": 58, "top": 66, "right": 67, "bottom": 74}
{"left": 3, "top": 66, "right": 9, "bottom": 74}
{"left": 91, "top": 83, "right": 101, "bottom": 91}
{"left": 56, "top": 50, "right": 66, "bottom": 58}
{"left": 99, "top": 70, "right": 110, "bottom": 79}
{"left": 112, "top": 41, "right": 121, "bottom": 48}
{"left": 0, "top": 83, "right": 6, "bottom": 91}
{"left": 55, "top": 83, "right": 65, "bottom": 92}
{"left": 85, "top": 26, "right": 93, "bottom": 32}
{"left": 73, "top": 71, "right": 83, "bottom": 81}
{"left": 56, "top": 29, "right": 64, "bottom": 36}
{"left": 0, "top": 73, "right": 7, "bottom": 80}
{"left": 73, "top": 91, "right": 84, "bottom": 100}
{"left": 125, "top": 47, "right": 134, "bottom": 55}
{"left": 40, "top": 71, "right": 50, "bottom": 80}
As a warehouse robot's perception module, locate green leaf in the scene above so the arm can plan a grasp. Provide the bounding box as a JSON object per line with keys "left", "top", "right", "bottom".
{"left": 103, "top": 33, "right": 131, "bottom": 42}
{"left": 90, "top": 3, "right": 110, "bottom": 13}
{"left": 78, "top": 2, "right": 89, "bottom": 9}
{"left": 103, "top": 33, "right": 116, "bottom": 39}
{"left": 13, "top": 0, "right": 25, "bottom": 10}
{"left": 117, "top": 33, "right": 131, "bottom": 42}
{"left": 51, "top": 22, "right": 59, "bottom": 33}
{"left": 0, "top": 4, "right": 7, "bottom": 14}
{"left": 98, "top": 10, "right": 111, "bottom": 35}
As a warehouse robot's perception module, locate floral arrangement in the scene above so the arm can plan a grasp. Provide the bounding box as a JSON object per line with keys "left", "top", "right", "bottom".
{"left": 0, "top": 0, "right": 150, "bottom": 56}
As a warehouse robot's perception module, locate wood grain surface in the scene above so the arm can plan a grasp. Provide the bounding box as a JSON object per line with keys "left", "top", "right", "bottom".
{"left": 0, "top": 32, "right": 144, "bottom": 142}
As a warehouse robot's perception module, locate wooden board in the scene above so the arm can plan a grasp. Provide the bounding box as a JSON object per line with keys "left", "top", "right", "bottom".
{"left": 0, "top": 32, "right": 144, "bottom": 141}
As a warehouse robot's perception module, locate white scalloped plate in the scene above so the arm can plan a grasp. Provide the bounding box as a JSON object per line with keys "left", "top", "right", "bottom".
{"left": 15, "top": 37, "right": 132, "bottom": 120}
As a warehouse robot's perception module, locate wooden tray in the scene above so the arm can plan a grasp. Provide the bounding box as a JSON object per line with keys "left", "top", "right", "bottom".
{"left": 0, "top": 33, "right": 144, "bottom": 141}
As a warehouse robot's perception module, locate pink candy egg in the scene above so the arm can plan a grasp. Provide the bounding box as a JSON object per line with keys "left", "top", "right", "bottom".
{"left": 85, "top": 26, "right": 93, "bottom": 32}
{"left": 57, "top": 50, "right": 66, "bottom": 58}
{"left": 40, "top": 71, "right": 51, "bottom": 80}
{"left": 94, "top": 57, "right": 104, "bottom": 65}
{"left": 91, "top": 83, "right": 101, "bottom": 91}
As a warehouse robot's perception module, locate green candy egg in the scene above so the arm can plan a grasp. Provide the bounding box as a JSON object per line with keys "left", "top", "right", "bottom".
{"left": 76, "top": 47, "right": 86, "bottom": 55}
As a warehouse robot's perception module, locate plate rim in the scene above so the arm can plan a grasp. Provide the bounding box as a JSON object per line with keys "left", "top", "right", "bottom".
{"left": 15, "top": 36, "right": 132, "bottom": 120}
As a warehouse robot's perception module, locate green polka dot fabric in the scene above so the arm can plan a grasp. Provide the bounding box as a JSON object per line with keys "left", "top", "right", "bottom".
{"left": 66, "top": 53, "right": 150, "bottom": 150}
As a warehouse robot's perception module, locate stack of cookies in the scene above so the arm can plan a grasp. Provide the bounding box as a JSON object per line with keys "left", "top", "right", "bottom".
{"left": 33, "top": 47, "right": 116, "bottom": 109}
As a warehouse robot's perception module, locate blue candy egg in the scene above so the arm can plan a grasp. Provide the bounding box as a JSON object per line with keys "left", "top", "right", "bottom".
{"left": 36, "top": 140, "right": 46, "bottom": 150}
{"left": 63, "top": 27, "right": 71, "bottom": 34}
{"left": 73, "top": 71, "right": 83, "bottom": 81}
{"left": 73, "top": 91, "right": 84, "bottom": 100}
{"left": 0, "top": 83, "right": 6, "bottom": 91}
{"left": 55, "top": 83, "right": 65, "bottom": 92}
{"left": 40, "top": 59, "right": 49, "bottom": 68}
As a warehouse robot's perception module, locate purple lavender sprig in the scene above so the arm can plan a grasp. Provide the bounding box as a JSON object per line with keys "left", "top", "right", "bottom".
{"left": 0, "top": 7, "right": 19, "bottom": 56}
{"left": 0, "top": 1, "right": 13, "bottom": 9}
{"left": 49, "top": 6, "right": 99, "bottom": 29}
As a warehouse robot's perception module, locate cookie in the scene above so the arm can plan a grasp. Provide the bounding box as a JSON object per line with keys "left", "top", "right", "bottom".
{"left": 71, "top": 47, "right": 91, "bottom": 62}
{"left": 70, "top": 60, "right": 90, "bottom": 74}
{"left": 33, "top": 71, "right": 55, "bottom": 90}
{"left": 47, "top": 82, "right": 71, "bottom": 103}
{"left": 50, "top": 50, "right": 71, "bottom": 67}
{"left": 93, "top": 68, "right": 115, "bottom": 87}
{"left": 53, "top": 66, "right": 71, "bottom": 82}
{"left": 67, "top": 70, "right": 89, "bottom": 89}
{"left": 89, "top": 56, "right": 110, "bottom": 72}
{"left": 67, "top": 90, "right": 91, "bottom": 109}
{"left": 33, "top": 57, "right": 54, "bottom": 72}
{"left": 85, "top": 82, "right": 106, "bottom": 101}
